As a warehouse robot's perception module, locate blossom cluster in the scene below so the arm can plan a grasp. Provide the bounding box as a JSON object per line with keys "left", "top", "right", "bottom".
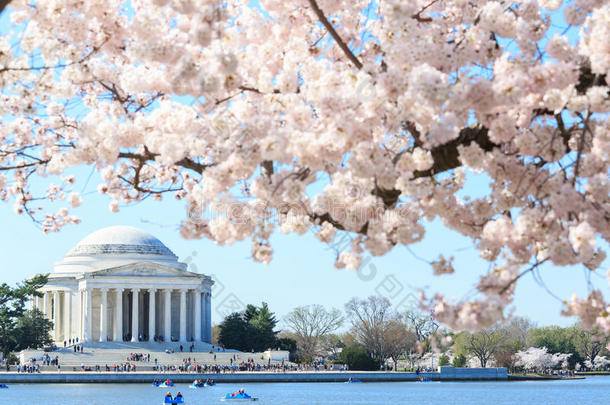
{"left": 0, "top": 0, "right": 609, "bottom": 332}
{"left": 514, "top": 347, "right": 572, "bottom": 370}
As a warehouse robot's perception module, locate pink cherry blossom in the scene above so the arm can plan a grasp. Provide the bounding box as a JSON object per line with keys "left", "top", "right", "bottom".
{"left": 0, "top": 0, "right": 608, "bottom": 333}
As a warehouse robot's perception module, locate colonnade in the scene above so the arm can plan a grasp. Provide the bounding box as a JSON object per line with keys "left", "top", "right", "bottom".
{"left": 34, "top": 287, "right": 212, "bottom": 344}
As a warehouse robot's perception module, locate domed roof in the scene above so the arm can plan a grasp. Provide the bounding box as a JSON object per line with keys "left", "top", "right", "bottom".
{"left": 65, "top": 226, "right": 176, "bottom": 257}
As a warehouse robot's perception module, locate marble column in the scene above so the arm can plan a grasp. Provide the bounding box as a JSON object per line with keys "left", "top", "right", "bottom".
{"left": 78, "top": 290, "right": 83, "bottom": 340}
{"left": 148, "top": 288, "right": 156, "bottom": 341}
{"left": 164, "top": 289, "right": 171, "bottom": 342}
{"left": 84, "top": 288, "right": 92, "bottom": 342}
{"left": 42, "top": 292, "right": 49, "bottom": 318}
{"left": 53, "top": 290, "right": 60, "bottom": 341}
{"left": 99, "top": 288, "right": 108, "bottom": 342}
{"left": 179, "top": 289, "right": 187, "bottom": 342}
{"left": 64, "top": 291, "right": 72, "bottom": 343}
{"left": 205, "top": 292, "right": 211, "bottom": 343}
{"left": 114, "top": 288, "right": 123, "bottom": 342}
{"left": 194, "top": 289, "right": 202, "bottom": 342}
{"left": 131, "top": 288, "right": 140, "bottom": 342}
{"left": 201, "top": 292, "right": 207, "bottom": 342}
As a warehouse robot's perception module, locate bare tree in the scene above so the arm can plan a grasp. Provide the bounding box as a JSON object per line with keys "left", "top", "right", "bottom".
{"left": 284, "top": 304, "right": 344, "bottom": 360}
{"left": 502, "top": 317, "right": 536, "bottom": 347}
{"left": 320, "top": 333, "right": 345, "bottom": 360}
{"left": 404, "top": 309, "right": 439, "bottom": 343}
{"left": 385, "top": 320, "right": 418, "bottom": 371}
{"left": 345, "top": 296, "right": 410, "bottom": 364}
{"left": 460, "top": 327, "right": 507, "bottom": 368}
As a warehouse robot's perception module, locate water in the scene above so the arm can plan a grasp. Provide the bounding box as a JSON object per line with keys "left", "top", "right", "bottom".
{"left": 2, "top": 377, "right": 609, "bottom": 404}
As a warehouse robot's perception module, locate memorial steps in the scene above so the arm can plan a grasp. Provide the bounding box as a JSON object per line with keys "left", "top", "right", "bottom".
{"left": 18, "top": 341, "right": 259, "bottom": 368}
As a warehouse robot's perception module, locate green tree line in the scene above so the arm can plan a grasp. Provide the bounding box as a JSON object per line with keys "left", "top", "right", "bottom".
{"left": 0, "top": 274, "right": 53, "bottom": 356}
{"left": 215, "top": 296, "right": 610, "bottom": 372}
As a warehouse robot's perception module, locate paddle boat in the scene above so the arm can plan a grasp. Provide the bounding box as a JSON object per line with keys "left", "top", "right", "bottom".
{"left": 346, "top": 377, "right": 362, "bottom": 383}
{"left": 221, "top": 389, "right": 258, "bottom": 402}
{"left": 154, "top": 379, "right": 175, "bottom": 388}
{"left": 418, "top": 377, "right": 431, "bottom": 382}
{"left": 0, "top": 384, "right": 8, "bottom": 388}
{"left": 189, "top": 380, "right": 205, "bottom": 389}
{"left": 163, "top": 392, "right": 184, "bottom": 404}
{"left": 204, "top": 379, "right": 216, "bottom": 387}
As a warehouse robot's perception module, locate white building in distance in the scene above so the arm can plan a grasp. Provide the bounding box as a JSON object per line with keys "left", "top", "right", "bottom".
{"left": 32, "top": 226, "right": 213, "bottom": 345}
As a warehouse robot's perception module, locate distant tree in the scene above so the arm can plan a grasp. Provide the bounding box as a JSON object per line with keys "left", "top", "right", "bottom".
{"left": 384, "top": 320, "right": 417, "bottom": 371}
{"left": 245, "top": 302, "right": 279, "bottom": 352}
{"left": 491, "top": 317, "right": 535, "bottom": 370}
{"left": 340, "top": 332, "right": 358, "bottom": 348}
{"left": 456, "top": 327, "right": 506, "bottom": 368}
{"left": 404, "top": 309, "right": 439, "bottom": 343}
{"left": 0, "top": 274, "right": 48, "bottom": 356}
{"left": 321, "top": 333, "right": 346, "bottom": 361}
{"left": 211, "top": 325, "right": 221, "bottom": 345}
{"left": 218, "top": 312, "right": 249, "bottom": 351}
{"left": 285, "top": 304, "right": 344, "bottom": 361}
{"left": 452, "top": 353, "right": 467, "bottom": 368}
{"left": 345, "top": 296, "right": 405, "bottom": 364}
{"left": 502, "top": 317, "right": 536, "bottom": 347}
{"left": 571, "top": 326, "right": 609, "bottom": 365}
{"left": 218, "top": 302, "right": 279, "bottom": 352}
{"left": 514, "top": 347, "right": 571, "bottom": 372}
{"left": 493, "top": 350, "right": 517, "bottom": 370}
{"left": 14, "top": 309, "right": 53, "bottom": 350}
{"left": 526, "top": 326, "right": 583, "bottom": 369}
{"left": 438, "top": 354, "right": 450, "bottom": 367}
{"left": 277, "top": 336, "right": 297, "bottom": 353}
{"left": 339, "top": 346, "right": 380, "bottom": 371}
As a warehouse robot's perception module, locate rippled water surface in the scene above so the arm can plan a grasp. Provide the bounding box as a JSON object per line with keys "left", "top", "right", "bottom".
{"left": 2, "top": 376, "right": 609, "bottom": 404}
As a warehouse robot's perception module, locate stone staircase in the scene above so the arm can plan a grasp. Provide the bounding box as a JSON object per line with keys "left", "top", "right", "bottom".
{"left": 18, "top": 341, "right": 278, "bottom": 369}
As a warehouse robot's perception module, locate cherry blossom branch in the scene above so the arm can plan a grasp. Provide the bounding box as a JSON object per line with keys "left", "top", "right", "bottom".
{"left": 412, "top": 0, "right": 440, "bottom": 23}
{"left": 0, "top": 41, "right": 105, "bottom": 74}
{"left": 0, "top": 1, "right": 10, "bottom": 16}
{"left": 486, "top": 259, "right": 548, "bottom": 296}
{"left": 0, "top": 160, "right": 49, "bottom": 171}
{"left": 573, "top": 111, "right": 592, "bottom": 185}
{"left": 306, "top": 0, "right": 363, "bottom": 69}
{"left": 261, "top": 160, "right": 274, "bottom": 183}
{"left": 118, "top": 151, "right": 213, "bottom": 175}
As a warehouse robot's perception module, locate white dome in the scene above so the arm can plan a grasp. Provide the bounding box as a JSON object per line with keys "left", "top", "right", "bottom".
{"left": 65, "top": 226, "right": 176, "bottom": 258}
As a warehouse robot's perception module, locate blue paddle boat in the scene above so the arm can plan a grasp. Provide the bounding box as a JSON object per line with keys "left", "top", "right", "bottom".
{"left": 153, "top": 379, "right": 175, "bottom": 387}
{"left": 163, "top": 393, "right": 184, "bottom": 404}
{"left": 346, "top": 377, "right": 362, "bottom": 383}
{"left": 189, "top": 380, "right": 205, "bottom": 389}
{"left": 0, "top": 384, "right": 8, "bottom": 388}
{"left": 221, "top": 390, "right": 258, "bottom": 402}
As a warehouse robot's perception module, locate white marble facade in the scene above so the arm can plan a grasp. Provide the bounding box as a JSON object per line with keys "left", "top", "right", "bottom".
{"left": 32, "top": 226, "right": 213, "bottom": 344}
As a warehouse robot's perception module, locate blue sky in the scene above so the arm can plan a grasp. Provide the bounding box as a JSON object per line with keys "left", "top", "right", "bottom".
{"left": 0, "top": 2, "right": 607, "bottom": 330}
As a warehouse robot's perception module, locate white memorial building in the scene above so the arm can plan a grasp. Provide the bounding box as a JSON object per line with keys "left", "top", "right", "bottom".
{"left": 32, "top": 226, "right": 213, "bottom": 345}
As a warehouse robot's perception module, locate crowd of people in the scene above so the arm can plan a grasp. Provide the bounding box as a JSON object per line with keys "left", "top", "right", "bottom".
{"left": 41, "top": 354, "right": 59, "bottom": 366}
{"left": 128, "top": 353, "right": 151, "bottom": 362}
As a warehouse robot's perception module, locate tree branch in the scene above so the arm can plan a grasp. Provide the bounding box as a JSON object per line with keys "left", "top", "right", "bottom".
{"left": 306, "top": 0, "right": 363, "bottom": 69}
{"left": 0, "top": 0, "right": 11, "bottom": 16}
{"left": 118, "top": 151, "right": 213, "bottom": 175}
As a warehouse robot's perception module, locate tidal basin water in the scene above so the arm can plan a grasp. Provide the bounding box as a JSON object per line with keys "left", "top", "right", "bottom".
{"left": 2, "top": 377, "right": 609, "bottom": 404}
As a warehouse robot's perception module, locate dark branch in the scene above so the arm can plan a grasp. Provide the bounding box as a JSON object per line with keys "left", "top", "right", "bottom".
{"left": 118, "top": 151, "right": 213, "bottom": 175}
{"left": 413, "top": 124, "right": 496, "bottom": 179}
{"left": 0, "top": 0, "right": 11, "bottom": 17}
{"left": 307, "top": 0, "right": 363, "bottom": 69}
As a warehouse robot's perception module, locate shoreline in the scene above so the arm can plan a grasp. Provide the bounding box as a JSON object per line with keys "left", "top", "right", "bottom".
{"left": 0, "top": 369, "right": 581, "bottom": 384}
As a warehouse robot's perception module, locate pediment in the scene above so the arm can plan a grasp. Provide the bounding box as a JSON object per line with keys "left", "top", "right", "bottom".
{"left": 86, "top": 262, "right": 202, "bottom": 279}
